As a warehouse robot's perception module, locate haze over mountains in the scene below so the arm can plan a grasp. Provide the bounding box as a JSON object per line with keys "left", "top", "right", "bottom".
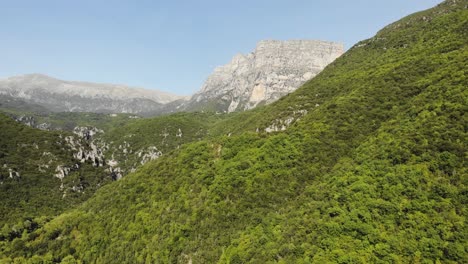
{"left": 0, "top": 74, "right": 185, "bottom": 115}
{"left": 0, "top": 39, "right": 343, "bottom": 116}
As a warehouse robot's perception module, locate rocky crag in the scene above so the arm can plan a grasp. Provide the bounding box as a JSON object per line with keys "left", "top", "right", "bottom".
{"left": 181, "top": 40, "right": 344, "bottom": 113}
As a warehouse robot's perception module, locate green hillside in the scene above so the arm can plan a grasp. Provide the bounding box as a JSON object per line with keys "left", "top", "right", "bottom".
{"left": 0, "top": 106, "right": 228, "bottom": 177}
{"left": 1, "top": 0, "right": 467, "bottom": 263}
{"left": 0, "top": 111, "right": 225, "bottom": 231}
{"left": 100, "top": 112, "right": 227, "bottom": 174}
{"left": 0, "top": 114, "right": 112, "bottom": 227}
{"left": 0, "top": 108, "right": 139, "bottom": 132}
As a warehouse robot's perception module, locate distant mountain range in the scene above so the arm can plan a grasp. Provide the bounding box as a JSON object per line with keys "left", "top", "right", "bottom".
{"left": 0, "top": 74, "right": 185, "bottom": 115}
{"left": 0, "top": 39, "right": 343, "bottom": 115}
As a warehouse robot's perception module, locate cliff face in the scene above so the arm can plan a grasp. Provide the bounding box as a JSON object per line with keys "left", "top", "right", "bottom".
{"left": 184, "top": 40, "right": 344, "bottom": 112}
{"left": 0, "top": 74, "right": 185, "bottom": 114}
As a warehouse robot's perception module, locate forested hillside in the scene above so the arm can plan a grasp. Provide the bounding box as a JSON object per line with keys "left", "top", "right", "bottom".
{"left": 0, "top": 114, "right": 111, "bottom": 227}
{"left": 0, "top": 107, "right": 138, "bottom": 132}
{"left": 0, "top": 0, "right": 466, "bottom": 263}
{"left": 97, "top": 112, "right": 228, "bottom": 175}
{"left": 0, "top": 111, "right": 227, "bottom": 227}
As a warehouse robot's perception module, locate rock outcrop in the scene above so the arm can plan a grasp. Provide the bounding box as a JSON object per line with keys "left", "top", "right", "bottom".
{"left": 181, "top": 40, "right": 344, "bottom": 113}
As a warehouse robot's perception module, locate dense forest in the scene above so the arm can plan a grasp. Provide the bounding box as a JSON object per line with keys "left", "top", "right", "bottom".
{"left": 0, "top": 0, "right": 467, "bottom": 263}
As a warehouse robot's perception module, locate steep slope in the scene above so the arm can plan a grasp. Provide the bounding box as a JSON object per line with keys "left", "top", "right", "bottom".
{"left": 0, "top": 74, "right": 184, "bottom": 115}
{"left": 1, "top": 1, "right": 467, "bottom": 263}
{"left": 180, "top": 40, "right": 343, "bottom": 113}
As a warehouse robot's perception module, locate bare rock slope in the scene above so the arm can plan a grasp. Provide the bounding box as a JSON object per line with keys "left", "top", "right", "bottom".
{"left": 182, "top": 40, "right": 344, "bottom": 113}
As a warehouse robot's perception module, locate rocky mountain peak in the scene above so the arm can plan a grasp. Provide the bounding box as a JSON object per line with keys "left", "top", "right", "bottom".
{"left": 183, "top": 39, "right": 344, "bottom": 113}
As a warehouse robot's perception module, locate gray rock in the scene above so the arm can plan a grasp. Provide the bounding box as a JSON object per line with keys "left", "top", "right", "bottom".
{"left": 181, "top": 40, "right": 344, "bottom": 113}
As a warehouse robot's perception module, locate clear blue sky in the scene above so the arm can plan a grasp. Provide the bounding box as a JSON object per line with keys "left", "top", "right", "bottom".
{"left": 0, "top": 0, "right": 442, "bottom": 95}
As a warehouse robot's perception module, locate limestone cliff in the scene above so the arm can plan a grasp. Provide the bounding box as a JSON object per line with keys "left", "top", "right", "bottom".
{"left": 182, "top": 40, "right": 344, "bottom": 113}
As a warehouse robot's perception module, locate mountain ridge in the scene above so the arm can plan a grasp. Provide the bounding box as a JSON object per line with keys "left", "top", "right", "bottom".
{"left": 0, "top": 74, "right": 185, "bottom": 114}
{"left": 0, "top": 73, "right": 184, "bottom": 102}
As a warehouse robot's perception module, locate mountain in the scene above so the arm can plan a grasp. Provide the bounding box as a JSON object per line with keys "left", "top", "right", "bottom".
{"left": 179, "top": 40, "right": 344, "bottom": 113}
{"left": 0, "top": 40, "right": 343, "bottom": 116}
{"left": 0, "top": 74, "right": 184, "bottom": 115}
{"left": 1, "top": 0, "right": 467, "bottom": 263}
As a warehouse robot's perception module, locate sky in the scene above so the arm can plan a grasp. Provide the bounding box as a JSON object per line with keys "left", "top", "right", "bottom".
{"left": 0, "top": 0, "right": 442, "bottom": 95}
